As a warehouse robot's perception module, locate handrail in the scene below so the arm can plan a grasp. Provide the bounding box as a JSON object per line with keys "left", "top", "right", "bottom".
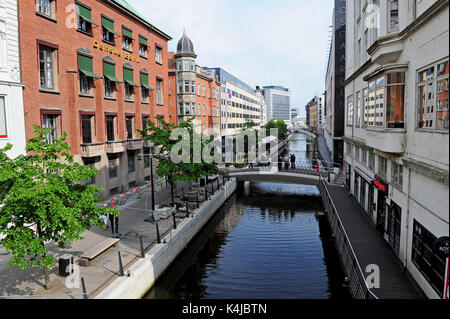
{"left": 319, "top": 177, "right": 379, "bottom": 299}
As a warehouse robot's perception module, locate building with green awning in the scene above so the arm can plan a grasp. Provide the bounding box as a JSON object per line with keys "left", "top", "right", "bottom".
{"left": 78, "top": 53, "right": 102, "bottom": 78}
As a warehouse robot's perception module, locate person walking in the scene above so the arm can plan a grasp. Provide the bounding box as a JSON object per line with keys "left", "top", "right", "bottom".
{"left": 109, "top": 213, "right": 121, "bottom": 238}
{"left": 284, "top": 155, "right": 290, "bottom": 170}
{"left": 290, "top": 153, "right": 296, "bottom": 169}
{"left": 278, "top": 155, "right": 283, "bottom": 170}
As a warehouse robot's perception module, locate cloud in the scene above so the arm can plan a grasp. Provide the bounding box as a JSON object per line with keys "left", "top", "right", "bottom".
{"left": 130, "top": 0, "right": 334, "bottom": 115}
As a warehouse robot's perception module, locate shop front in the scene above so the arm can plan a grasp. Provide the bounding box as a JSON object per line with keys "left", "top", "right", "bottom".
{"left": 373, "top": 175, "right": 388, "bottom": 237}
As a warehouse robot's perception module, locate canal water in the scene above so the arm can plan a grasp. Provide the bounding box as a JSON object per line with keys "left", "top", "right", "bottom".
{"left": 144, "top": 133, "right": 351, "bottom": 299}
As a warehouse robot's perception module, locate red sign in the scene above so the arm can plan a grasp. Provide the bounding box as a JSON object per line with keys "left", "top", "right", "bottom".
{"left": 374, "top": 177, "right": 386, "bottom": 192}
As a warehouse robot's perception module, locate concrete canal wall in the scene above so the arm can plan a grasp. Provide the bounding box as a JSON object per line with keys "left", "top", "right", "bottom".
{"left": 94, "top": 179, "right": 237, "bottom": 299}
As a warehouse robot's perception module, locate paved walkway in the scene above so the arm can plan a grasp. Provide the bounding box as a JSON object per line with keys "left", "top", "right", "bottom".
{"left": 324, "top": 183, "right": 423, "bottom": 299}
{"left": 0, "top": 179, "right": 220, "bottom": 299}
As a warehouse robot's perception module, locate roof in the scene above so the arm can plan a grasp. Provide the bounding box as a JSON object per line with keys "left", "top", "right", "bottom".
{"left": 111, "top": 0, "right": 171, "bottom": 40}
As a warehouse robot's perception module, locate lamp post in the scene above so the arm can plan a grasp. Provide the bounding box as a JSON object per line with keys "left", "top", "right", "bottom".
{"left": 150, "top": 153, "right": 155, "bottom": 211}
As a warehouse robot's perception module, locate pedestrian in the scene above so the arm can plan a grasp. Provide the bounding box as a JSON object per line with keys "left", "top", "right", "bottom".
{"left": 109, "top": 213, "right": 121, "bottom": 238}
{"left": 284, "top": 155, "right": 290, "bottom": 170}
{"left": 290, "top": 154, "right": 296, "bottom": 169}
{"left": 278, "top": 155, "right": 283, "bottom": 170}
{"left": 100, "top": 215, "right": 108, "bottom": 231}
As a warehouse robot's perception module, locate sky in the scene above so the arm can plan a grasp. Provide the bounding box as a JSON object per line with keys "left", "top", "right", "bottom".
{"left": 129, "top": 0, "right": 334, "bottom": 117}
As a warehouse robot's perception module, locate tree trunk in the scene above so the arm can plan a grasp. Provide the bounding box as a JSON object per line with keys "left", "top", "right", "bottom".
{"left": 37, "top": 223, "right": 50, "bottom": 290}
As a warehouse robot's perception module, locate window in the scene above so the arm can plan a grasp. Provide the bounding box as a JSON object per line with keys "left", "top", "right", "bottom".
{"left": 412, "top": 220, "right": 446, "bottom": 298}
{"left": 141, "top": 87, "right": 149, "bottom": 103}
{"left": 363, "top": 88, "right": 369, "bottom": 126}
{"left": 39, "top": 45, "right": 56, "bottom": 90}
{"left": 76, "top": 4, "right": 95, "bottom": 35}
{"left": 368, "top": 151, "right": 375, "bottom": 170}
{"left": 155, "top": 47, "right": 162, "bottom": 64}
{"left": 125, "top": 82, "right": 134, "bottom": 100}
{"left": 128, "top": 151, "right": 135, "bottom": 172}
{"left": 106, "top": 115, "right": 115, "bottom": 141}
{"left": 197, "top": 83, "right": 201, "bottom": 96}
{"left": 142, "top": 116, "right": 150, "bottom": 133}
{"left": 81, "top": 114, "right": 93, "bottom": 144}
{"left": 378, "top": 156, "right": 387, "bottom": 177}
{"left": 191, "top": 81, "right": 196, "bottom": 94}
{"left": 156, "top": 79, "right": 163, "bottom": 104}
{"left": 108, "top": 154, "right": 119, "bottom": 178}
{"left": 356, "top": 91, "right": 362, "bottom": 127}
{"left": 103, "top": 60, "right": 122, "bottom": 98}
{"left": 389, "top": 0, "right": 399, "bottom": 31}
{"left": 141, "top": 71, "right": 151, "bottom": 103}
{"left": 347, "top": 95, "right": 353, "bottom": 126}
{"left": 139, "top": 36, "right": 148, "bottom": 58}
{"left": 102, "top": 16, "right": 118, "bottom": 44}
{"left": 184, "top": 81, "right": 190, "bottom": 93}
{"left": 79, "top": 74, "right": 91, "bottom": 94}
{"left": 385, "top": 73, "right": 405, "bottom": 128}
{"left": 203, "top": 85, "right": 206, "bottom": 97}
{"left": 126, "top": 116, "right": 134, "bottom": 139}
{"left": 36, "top": 0, "right": 54, "bottom": 17}
{"left": 122, "top": 27, "right": 133, "bottom": 51}
{"left": 392, "top": 162, "right": 403, "bottom": 186}
{"left": 82, "top": 158, "right": 96, "bottom": 185}
{"left": 42, "top": 113, "right": 60, "bottom": 144}
{"left": 143, "top": 147, "right": 151, "bottom": 168}
{"left": 0, "top": 97, "right": 6, "bottom": 138}
{"left": 355, "top": 146, "right": 360, "bottom": 162}
{"left": 361, "top": 148, "right": 367, "bottom": 165}
{"left": 418, "top": 60, "right": 449, "bottom": 131}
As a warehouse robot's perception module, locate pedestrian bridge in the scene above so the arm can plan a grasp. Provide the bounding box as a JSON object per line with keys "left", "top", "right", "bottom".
{"left": 225, "top": 165, "right": 339, "bottom": 186}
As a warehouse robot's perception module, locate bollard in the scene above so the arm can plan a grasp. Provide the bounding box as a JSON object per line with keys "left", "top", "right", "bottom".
{"left": 205, "top": 187, "right": 208, "bottom": 201}
{"left": 118, "top": 251, "right": 124, "bottom": 277}
{"left": 185, "top": 201, "right": 189, "bottom": 218}
{"left": 138, "top": 187, "right": 141, "bottom": 199}
{"left": 212, "top": 181, "right": 215, "bottom": 195}
{"left": 81, "top": 277, "right": 88, "bottom": 299}
{"left": 139, "top": 236, "right": 145, "bottom": 258}
{"left": 196, "top": 193, "right": 200, "bottom": 208}
{"left": 112, "top": 197, "right": 115, "bottom": 209}
{"left": 156, "top": 223, "right": 161, "bottom": 244}
{"left": 172, "top": 211, "right": 177, "bottom": 230}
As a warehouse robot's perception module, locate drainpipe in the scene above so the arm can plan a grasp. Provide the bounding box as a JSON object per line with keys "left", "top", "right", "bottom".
{"left": 404, "top": 167, "right": 412, "bottom": 270}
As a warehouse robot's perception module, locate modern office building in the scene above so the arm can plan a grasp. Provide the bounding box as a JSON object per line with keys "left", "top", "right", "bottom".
{"left": 324, "top": 0, "right": 346, "bottom": 165}
{"left": 262, "top": 85, "right": 292, "bottom": 122}
{"left": 256, "top": 85, "right": 267, "bottom": 127}
{"left": 0, "top": 0, "right": 26, "bottom": 158}
{"left": 168, "top": 31, "right": 221, "bottom": 136}
{"left": 344, "top": 0, "right": 448, "bottom": 299}
{"left": 18, "top": 0, "right": 172, "bottom": 199}
{"left": 202, "top": 67, "right": 261, "bottom": 137}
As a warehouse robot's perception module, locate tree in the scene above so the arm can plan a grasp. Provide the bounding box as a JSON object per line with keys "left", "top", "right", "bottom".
{"left": 264, "top": 119, "right": 288, "bottom": 140}
{"left": 139, "top": 117, "right": 220, "bottom": 204}
{"left": 0, "top": 125, "right": 117, "bottom": 289}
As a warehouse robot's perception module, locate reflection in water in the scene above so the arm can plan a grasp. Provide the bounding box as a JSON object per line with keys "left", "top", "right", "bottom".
{"left": 144, "top": 134, "right": 350, "bottom": 299}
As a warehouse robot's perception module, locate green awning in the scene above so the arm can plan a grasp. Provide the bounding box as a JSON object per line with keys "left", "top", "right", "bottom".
{"left": 122, "top": 27, "right": 133, "bottom": 38}
{"left": 78, "top": 54, "right": 101, "bottom": 78}
{"left": 103, "top": 62, "right": 123, "bottom": 83}
{"left": 124, "top": 68, "right": 140, "bottom": 86}
{"left": 140, "top": 72, "right": 154, "bottom": 90}
{"left": 139, "top": 36, "right": 148, "bottom": 45}
{"left": 102, "top": 17, "right": 119, "bottom": 36}
{"left": 77, "top": 4, "right": 97, "bottom": 26}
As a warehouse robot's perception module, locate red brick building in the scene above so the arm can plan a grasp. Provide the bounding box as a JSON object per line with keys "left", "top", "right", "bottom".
{"left": 18, "top": 0, "right": 172, "bottom": 198}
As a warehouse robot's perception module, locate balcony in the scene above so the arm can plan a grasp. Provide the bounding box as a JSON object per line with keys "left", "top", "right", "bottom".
{"left": 80, "top": 143, "right": 105, "bottom": 157}
{"left": 106, "top": 140, "right": 126, "bottom": 153}
{"left": 126, "top": 138, "right": 144, "bottom": 150}
{"left": 368, "top": 35, "right": 403, "bottom": 65}
{"left": 365, "top": 128, "right": 406, "bottom": 154}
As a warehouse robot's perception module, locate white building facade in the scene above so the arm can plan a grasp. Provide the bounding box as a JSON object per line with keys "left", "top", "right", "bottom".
{"left": 262, "top": 85, "right": 292, "bottom": 123}
{"left": 0, "top": 0, "right": 25, "bottom": 158}
{"left": 344, "top": 0, "right": 449, "bottom": 299}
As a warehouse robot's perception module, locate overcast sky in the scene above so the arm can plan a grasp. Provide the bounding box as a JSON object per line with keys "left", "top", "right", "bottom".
{"left": 130, "top": 0, "right": 334, "bottom": 117}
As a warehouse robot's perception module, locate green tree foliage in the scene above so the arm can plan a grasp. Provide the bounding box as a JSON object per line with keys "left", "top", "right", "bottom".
{"left": 139, "top": 118, "right": 220, "bottom": 203}
{"left": 0, "top": 125, "right": 117, "bottom": 289}
{"left": 264, "top": 119, "right": 288, "bottom": 139}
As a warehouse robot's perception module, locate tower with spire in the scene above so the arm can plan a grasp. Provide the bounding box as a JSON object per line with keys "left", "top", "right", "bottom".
{"left": 174, "top": 30, "right": 198, "bottom": 123}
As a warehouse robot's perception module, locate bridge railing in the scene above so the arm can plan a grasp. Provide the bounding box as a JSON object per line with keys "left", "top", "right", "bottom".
{"left": 223, "top": 163, "right": 332, "bottom": 179}
{"left": 318, "top": 177, "right": 379, "bottom": 299}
